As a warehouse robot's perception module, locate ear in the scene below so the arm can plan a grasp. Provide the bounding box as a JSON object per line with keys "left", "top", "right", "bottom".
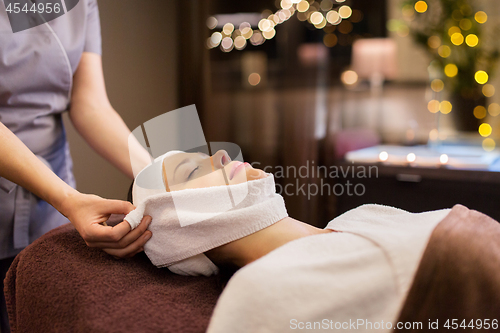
{"left": 161, "top": 159, "right": 171, "bottom": 192}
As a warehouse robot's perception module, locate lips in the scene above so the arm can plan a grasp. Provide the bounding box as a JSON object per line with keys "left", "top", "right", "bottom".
{"left": 229, "top": 161, "right": 246, "bottom": 180}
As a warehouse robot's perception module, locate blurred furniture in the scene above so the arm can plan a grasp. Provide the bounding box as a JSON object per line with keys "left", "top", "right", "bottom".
{"left": 331, "top": 128, "right": 380, "bottom": 160}
{"left": 5, "top": 223, "right": 223, "bottom": 333}
{"left": 351, "top": 38, "right": 398, "bottom": 89}
{"left": 335, "top": 145, "right": 500, "bottom": 221}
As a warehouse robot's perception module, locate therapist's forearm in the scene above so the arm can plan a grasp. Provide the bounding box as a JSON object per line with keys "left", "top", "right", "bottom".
{"left": 0, "top": 121, "right": 79, "bottom": 212}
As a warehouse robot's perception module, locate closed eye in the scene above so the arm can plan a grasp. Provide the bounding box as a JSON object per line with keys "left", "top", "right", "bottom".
{"left": 187, "top": 166, "right": 199, "bottom": 180}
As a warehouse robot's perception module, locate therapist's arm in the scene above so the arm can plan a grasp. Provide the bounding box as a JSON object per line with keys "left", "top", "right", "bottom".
{"left": 0, "top": 121, "right": 151, "bottom": 258}
{"left": 68, "top": 52, "right": 151, "bottom": 179}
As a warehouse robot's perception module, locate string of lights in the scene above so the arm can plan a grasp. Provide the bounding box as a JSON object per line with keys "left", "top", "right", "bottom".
{"left": 206, "top": 0, "right": 361, "bottom": 52}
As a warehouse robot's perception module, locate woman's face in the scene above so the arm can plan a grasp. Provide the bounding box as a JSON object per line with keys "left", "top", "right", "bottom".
{"left": 161, "top": 150, "right": 266, "bottom": 191}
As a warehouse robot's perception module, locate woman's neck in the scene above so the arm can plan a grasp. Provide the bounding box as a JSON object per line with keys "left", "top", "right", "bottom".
{"left": 205, "top": 217, "right": 332, "bottom": 268}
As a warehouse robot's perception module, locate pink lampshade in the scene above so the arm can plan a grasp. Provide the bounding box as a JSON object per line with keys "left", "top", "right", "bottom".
{"left": 297, "top": 43, "right": 329, "bottom": 66}
{"left": 351, "top": 38, "right": 398, "bottom": 80}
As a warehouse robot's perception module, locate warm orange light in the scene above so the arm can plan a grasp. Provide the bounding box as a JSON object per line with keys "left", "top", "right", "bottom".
{"left": 444, "top": 64, "right": 458, "bottom": 77}
{"left": 482, "top": 138, "right": 495, "bottom": 151}
{"left": 414, "top": 1, "right": 428, "bottom": 13}
{"left": 465, "top": 34, "right": 479, "bottom": 47}
{"left": 427, "top": 100, "right": 440, "bottom": 113}
{"left": 440, "top": 101, "right": 452, "bottom": 114}
{"left": 473, "top": 106, "right": 487, "bottom": 119}
{"left": 475, "top": 71, "right": 489, "bottom": 84}
{"left": 248, "top": 73, "right": 261, "bottom": 86}
{"left": 479, "top": 123, "right": 492, "bottom": 137}
{"left": 431, "top": 79, "right": 444, "bottom": 92}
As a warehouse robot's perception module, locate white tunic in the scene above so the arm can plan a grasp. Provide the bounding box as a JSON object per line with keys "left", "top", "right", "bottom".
{"left": 207, "top": 204, "right": 450, "bottom": 333}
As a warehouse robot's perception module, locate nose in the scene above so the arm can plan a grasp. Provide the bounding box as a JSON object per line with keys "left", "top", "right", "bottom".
{"left": 211, "top": 150, "right": 231, "bottom": 169}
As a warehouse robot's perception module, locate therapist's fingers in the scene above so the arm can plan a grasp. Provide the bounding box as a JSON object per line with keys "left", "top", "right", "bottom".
{"left": 83, "top": 220, "right": 131, "bottom": 243}
{"left": 103, "top": 199, "right": 136, "bottom": 215}
{"left": 103, "top": 231, "right": 152, "bottom": 258}
{"left": 87, "top": 216, "right": 152, "bottom": 249}
{"left": 77, "top": 198, "right": 136, "bottom": 243}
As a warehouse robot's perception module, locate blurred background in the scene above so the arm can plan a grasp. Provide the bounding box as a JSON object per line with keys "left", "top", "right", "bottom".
{"left": 64, "top": 0, "right": 500, "bottom": 227}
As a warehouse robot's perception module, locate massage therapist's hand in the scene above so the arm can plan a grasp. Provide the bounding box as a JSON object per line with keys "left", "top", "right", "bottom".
{"left": 59, "top": 192, "right": 152, "bottom": 258}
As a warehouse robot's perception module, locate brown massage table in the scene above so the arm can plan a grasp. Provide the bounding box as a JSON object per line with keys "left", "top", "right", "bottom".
{"left": 4, "top": 222, "right": 223, "bottom": 333}
{"left": 5, "top": 205, "right": 500, "bottom": 333}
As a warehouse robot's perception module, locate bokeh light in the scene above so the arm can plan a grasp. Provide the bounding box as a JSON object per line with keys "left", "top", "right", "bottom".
{"left": 206, "top": 16, "right": 218, "bottom": 30}
{"left": 407, "top": 153, "right": 416, "bottom": 163}
{"left": 323, "top": 33, "right": 338, "bottom": 47}
{"left": 210, "top": 32, "right": 223, "bottom": 46}
{"left": 379, "top": 151, "right": 389, "bottom": 161}
{"left": 338, "top": 5, "right": 352, "bottom": 19}
{"left": 326, "top": 10, "right": 341, "bottom": 24}
{"left": 475, "top": 11, "right": 488, "bottom": 24}
{"left": 241, "top": 29, "right": 253, "bottom": 39}
{"left": 248, "top": 73, "right": 261, "bottom": 86}
{"left": 428, "top": 36, "right": 441, "bottom": 49}
{"left": 427, "top": 100, "right": 440, "bottom": 113}
{"left": 221, "top": 37, "right": 234, "bottom": 51}
{"left": 473, "top": 106, "right": 487, "bottom": 119}
{"left": 482, "top": 138, "right": 495, "bottom": 151}
{"left": 234, "top": 36, "right": 247, "bottom": 50}
{"left": 222, "top": 23, "right": 234, "bottom": 35}
{"left": 338, "top": 20, "right": 353, "bottom": 34}
{"left": 483, "top": 84, "right": 495, "bottom": 97}
{"left": 341, "top": 70, "right": 358, "bottom": 85}
{"left": 262, "top": 28, "right": 276, "bottom": 39}
{"left": 250, "top": 30, "right": 264, "bottom": 45}
{"left": 459, "top": 19, "right": 472, "bottom": 31}
{"left": 479, "top": 123, "right": 492, "bottom": 137}
{"left": 489, "top": 103, "right": 500, "bottom": 117}
{"left": 280, "top": 0, "right": 293, "bottom": 10}
{"left": 465, "top": 34, "right": 478, "bottom": 47}
{"left": 258, "top": 19, "right": 273, "bottom": 32}
{"left": 350, "top": 10, "right": 363, "bottom": 23}
{"left": 429, "top": 128, "right": 439, "bottom": 141}
{"left": 402, "top": 4, "right": 415, "bottom": 19}
{"left": 451, "top": 33, "right": 464, "bottom": 45}
{"left": 444, "top": 64, "right": 458, "bottom": 77}
{"left": 310, "top": 11, "right": 324, "bottom": 25}
{"left": 448, "top": 26, "right": 461, "bottom": 36}
{"left": 431, "top": 79, "right": 444, "bottom": 92}
{"left": 397, "top": 25, "right": 409, "bottom": 37}
{"left": 320, "top": 0, "right": 334, "bottom": 11}
{"left": 475, "top": 71, "right": 489, "bottom": 84}
{"left": 438, "top": 45, "right": 451, "bottom": 58}
{"left": 414, "top": 1, "right": 428, "bottom": 13}
{"left": 440, "top": 101, "right": 452, "bottom": 114}
{"left": 439, "top": 154, "right": 449, "bottom": 164}
{"left": 297, "top": 0, "right": 310, "bottom": 12}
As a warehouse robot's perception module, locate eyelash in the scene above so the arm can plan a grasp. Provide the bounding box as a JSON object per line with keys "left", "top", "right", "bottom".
{"left": 188, "top": 166, "right": 199, "bottom": 180}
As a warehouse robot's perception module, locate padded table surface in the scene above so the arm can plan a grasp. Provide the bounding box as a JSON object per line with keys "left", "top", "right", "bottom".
{"left": 5, "top": 223, "right": 223, "bottom": 333}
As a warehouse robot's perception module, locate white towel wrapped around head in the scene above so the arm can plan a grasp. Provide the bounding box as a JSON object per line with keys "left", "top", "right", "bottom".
{"left": 125, "top": 169, "right": 288, "bottom": 276}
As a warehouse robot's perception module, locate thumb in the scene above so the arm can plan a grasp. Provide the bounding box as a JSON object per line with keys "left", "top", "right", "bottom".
{"left": 104, "top": 200, "right": 135, "bottom": 215}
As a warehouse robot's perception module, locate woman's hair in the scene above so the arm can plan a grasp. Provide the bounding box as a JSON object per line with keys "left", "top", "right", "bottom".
{"left": 127, "top": 181, "right": 134, "bottom": 204}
